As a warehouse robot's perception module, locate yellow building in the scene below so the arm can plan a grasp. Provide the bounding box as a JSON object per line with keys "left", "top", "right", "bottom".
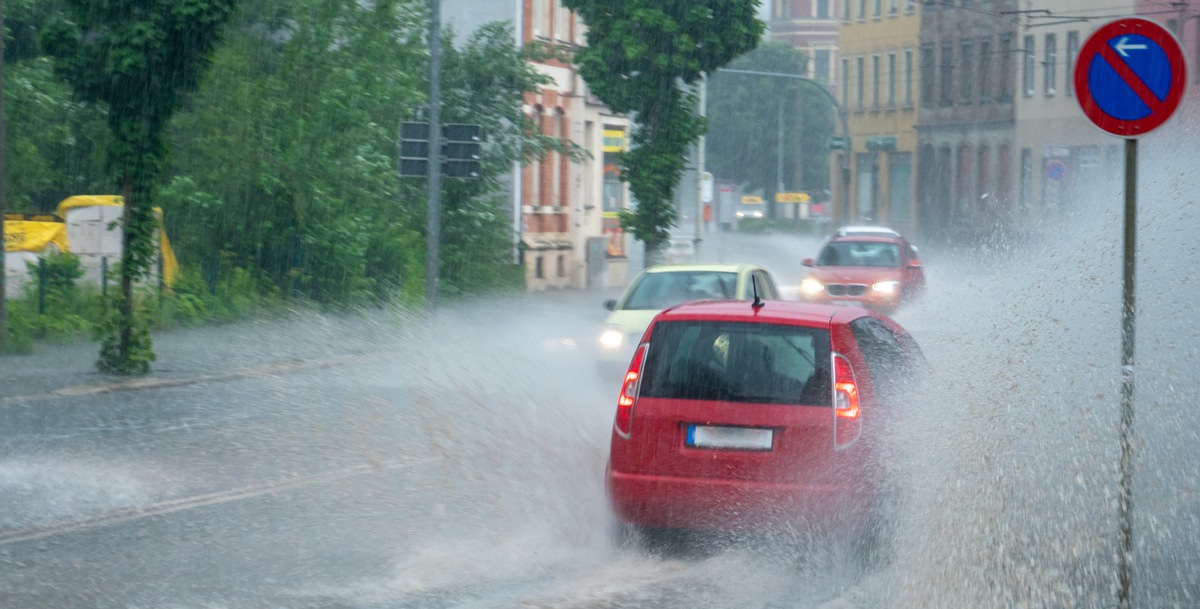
{"left": 833, "top": 0, "right": 920, "bottom": 236}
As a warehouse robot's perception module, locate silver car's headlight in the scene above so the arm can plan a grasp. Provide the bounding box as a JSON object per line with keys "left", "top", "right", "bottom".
{"left": 800, "top": 278, "right": 825, "bottom": 295}
{"left": 872, "top": 280, "right": 900, "bottom": 294}
{"left": 599, "top": 325, "right": 625, "bottom": 350}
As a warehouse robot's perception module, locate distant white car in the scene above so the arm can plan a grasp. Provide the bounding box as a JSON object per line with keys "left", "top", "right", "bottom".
{"left": 663, "top": 238, "right": 696, "bottom": 264}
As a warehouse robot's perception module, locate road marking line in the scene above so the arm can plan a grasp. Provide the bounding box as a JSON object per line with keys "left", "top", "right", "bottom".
{"left": 0, "top": 457, "right": 435, "bottom": 546}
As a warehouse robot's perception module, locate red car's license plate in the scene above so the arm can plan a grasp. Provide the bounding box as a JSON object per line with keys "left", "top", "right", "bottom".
{"left": 687, "top": 425, "right": 773, "bottom": 451}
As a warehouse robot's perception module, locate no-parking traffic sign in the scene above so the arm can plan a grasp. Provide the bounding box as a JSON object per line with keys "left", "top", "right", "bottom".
{"left": 1075, "top": 17, "right": 1187, "bottom": 137}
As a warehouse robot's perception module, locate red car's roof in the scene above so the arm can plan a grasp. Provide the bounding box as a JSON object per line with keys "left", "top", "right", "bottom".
{"left": 654, "top": 300, "right": 858, "bottom": 327}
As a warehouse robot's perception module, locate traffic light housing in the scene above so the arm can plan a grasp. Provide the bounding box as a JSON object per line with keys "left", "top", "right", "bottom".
{"left": 398, "top": 122, "right": 484, "bottom": 179}
{"left": 442, "top": 123, "right": 483, "bottom": 179}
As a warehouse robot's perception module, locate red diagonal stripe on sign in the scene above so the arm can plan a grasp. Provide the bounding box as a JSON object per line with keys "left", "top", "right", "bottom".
{"left": 1097, "top": 43, "right": 1165, "bottom": 113}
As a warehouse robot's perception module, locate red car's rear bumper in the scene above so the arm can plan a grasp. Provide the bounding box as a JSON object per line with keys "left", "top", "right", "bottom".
{"left": 607, "top": 467, "right": 874, "bottom": 533}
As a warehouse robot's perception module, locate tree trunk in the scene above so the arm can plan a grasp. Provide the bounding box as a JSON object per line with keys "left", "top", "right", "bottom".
{"left": 119, "top": 175, "right": 135, "bottom": 368}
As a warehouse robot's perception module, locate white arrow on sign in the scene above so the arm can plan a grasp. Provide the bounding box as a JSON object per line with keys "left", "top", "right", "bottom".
{"left": 1114, "top": 36, "right": 1148, "bottom": 57}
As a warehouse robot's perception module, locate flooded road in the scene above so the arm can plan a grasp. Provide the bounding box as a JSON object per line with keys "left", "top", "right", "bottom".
{"left": 1, "top": 218, "right": 1198, "bottom": 608}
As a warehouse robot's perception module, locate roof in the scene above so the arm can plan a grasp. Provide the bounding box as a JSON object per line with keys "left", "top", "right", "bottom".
{"left": 835, "top": 225, "right": 901, "bottom": 237}
{"left": 655, "top": 299, "right": 855, "bottom": 327}
{"left": 643, "top": 263, "right": 759, "bottom": 274}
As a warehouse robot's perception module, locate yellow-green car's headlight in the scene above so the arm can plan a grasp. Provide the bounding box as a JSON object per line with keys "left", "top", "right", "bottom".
{"left": 599, "top": 325, "right": 625, "bottom": 350}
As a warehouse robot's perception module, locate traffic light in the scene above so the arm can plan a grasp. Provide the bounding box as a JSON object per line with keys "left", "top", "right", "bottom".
{"left": 442, "top": 123, "right": 483, "bottom": 179}
{"left": 399, "top": 122, "right": 431, "bottom": 177}
{"left": 398, "top": 122, "right": 484, "bottom": 179}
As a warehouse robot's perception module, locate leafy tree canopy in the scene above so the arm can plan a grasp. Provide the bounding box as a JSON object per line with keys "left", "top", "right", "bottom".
{"left": 564, "top": 0, "right": 764, "bottom": 255}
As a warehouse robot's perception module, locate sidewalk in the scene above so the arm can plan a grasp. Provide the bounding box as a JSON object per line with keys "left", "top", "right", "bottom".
{"left": 1, "top": 287, "right": 627, "bottom": 402}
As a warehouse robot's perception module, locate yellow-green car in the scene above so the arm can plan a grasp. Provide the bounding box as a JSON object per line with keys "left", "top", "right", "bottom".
{"left": 598, "top": 263, "right": 781, "bottom": 371}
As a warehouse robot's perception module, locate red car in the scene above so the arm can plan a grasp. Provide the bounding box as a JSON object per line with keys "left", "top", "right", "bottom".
{"left": 799, "top": 227, "right": 925, "bottom": 314}
{"left": 606, "top": 298, "right": 924, "bottom": 543}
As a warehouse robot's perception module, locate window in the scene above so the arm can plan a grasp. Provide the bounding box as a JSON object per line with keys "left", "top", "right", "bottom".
{"left": 874, "top": 0, "right": 882, "bottom": 18}
{"left": 1044, "top": 33, "right": 1057, "bottom": 95}
{"left": 557, "top": 255, "right": 566, "bottom": 277}
{"left": 940, "top": 43, "right": 954, "bottom": 105}
{"left": 904, "top": 49, "right": 914, "bottom": 105}
{"left": 920, "top": 44, "right": 934, "bottom": 107}
{"left": 857, "top": 56, "right": 866, "bottom": 109}
{"left": 842, "top": 57, "right": 851, "bottom": 105}
{"left": 890, "top": 0, "right": 899, "bottom": 15}
{"left": 872, "top": 55, "right": 881, "bottom": 108}
{"left": 906, "top": 0, "right": 915, "bottom": 13}
{"left": 960, "top": 41, "right": 973, "bottom": 103}
{"left": 843, "top": 0, "right": 852, "bottom": 20}
{"left": 977, "top": 146, "right": 990, "bottom": 199}
{"left": 858, "top": 0, "right": 867, "bottom": 20}
{"left": 814, "top": 49, "right": 832, "bottom": 83}
{"left": 817, "top": 0, "right": 830, "bottom": 18}
{"left": 887, "top": 53, "right": 897, "bottom": 107}
{"left": 999, "top": 34, "right": 1013, "bottom": 100}
{"left": 533, "top": 0, "right": 553, "bottom": 38}
{"left": 1066, "top": 31, "right": 1079, "bottom": 96}
{"left": 850, "top": 317, "right": 912, "bottom": 399}
{"left": 640, "top": 320, "right": 832, "bottom": 406}
{"left": 979, "top": 37, "right": 992, "bottom": 100}
{"left": 1019, "top": 147, "right": 1032, "bottom": 210}
{"left": 1023, "top": 35, "right": 1035, "bottom": 97}
{"left": 555, "top": 0, "right": 569, "bottom": 41}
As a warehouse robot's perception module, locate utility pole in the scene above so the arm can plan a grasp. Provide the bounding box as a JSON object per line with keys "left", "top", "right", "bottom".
{"left": 776, "top": 97, "right": 785, "bottom": 195}
{"left": 695, "top": 74, "right": 706, "bottom": 247}
{"left": 0, "top": 0, "right": 7, "bottom": 347}
{"left": 425, "top": 0, "right": 442, "bottom": 310}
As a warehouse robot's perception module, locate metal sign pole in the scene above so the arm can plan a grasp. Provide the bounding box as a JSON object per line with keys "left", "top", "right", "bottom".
{"left": 1117, "top": 136, "right": 1137, "bottom": 609}
{"left": 696, "top": 74, "right": 706, "bottom": 248}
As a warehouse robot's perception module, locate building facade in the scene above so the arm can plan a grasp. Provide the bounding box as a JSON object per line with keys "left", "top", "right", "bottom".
{"left": 914, "top": 0, "right": 1020, "bottom": 244}
{"left": 769, "top": 0, "right": 841, "bottom": 86}
{"left": 1011, "top": 1, "right": 1138, "bottom": 230}
{"left": 443, "top": 0, "right": 632, "bottom": 291}
{"left": 835, "top": 0, "right": 920, "bottom": 236}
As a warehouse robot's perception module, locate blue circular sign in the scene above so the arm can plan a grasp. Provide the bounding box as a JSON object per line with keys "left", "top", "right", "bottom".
{"left": 1075, "top": 18, "right": 1187, "bottom": 137}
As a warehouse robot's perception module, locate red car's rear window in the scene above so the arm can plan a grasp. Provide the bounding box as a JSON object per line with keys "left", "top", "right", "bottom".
{"left": 640, "top": 320, "right": 832, "bottom": 406}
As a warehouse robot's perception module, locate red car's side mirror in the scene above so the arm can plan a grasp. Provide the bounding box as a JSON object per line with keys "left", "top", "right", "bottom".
{"left": 802, "top": 258, "right": 814, "bottom": 267}
{"left": 907, "top": 260, "right": 923, "bottom": 269}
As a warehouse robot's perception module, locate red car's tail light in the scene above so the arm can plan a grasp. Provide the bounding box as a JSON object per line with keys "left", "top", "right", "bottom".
{"left": 833, "top": 354, "right": 860, "bottom": 419}
{"left": 615, "top": 343, "right": 648, "bottom": 438}
{"left": 833, "top": 353, "right": 862, "bottom": 449}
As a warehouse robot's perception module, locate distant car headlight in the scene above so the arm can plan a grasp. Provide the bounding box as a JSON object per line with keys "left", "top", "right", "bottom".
{"left": 872, "top": 280, "right": 900, "bottom": 295}
{"left": 599, "top": 325, "right": 625, "bottom": 350}
{"left": 801, "top": 278, "right": 825, "bottom": 295}
{"left": 736, "top": 211, "right": 745, "bottom": 218}
{"left": 752, "top": 210, "right": 763, "bottom": 218}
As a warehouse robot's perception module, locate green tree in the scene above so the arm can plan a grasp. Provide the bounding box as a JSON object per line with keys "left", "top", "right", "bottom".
{"left": 42, "top": 0, "right": 238, "bottom": 374}
{"left": 163, "top": 2, "right": 569, "bottom": 306}
{"left": 705, "top": 41, "right": 834, "bottom": 208}
{"left": 2, "top": 0, "right": 108, "bottom": 212}
{"left": 563, "top": 0, "right": 764, "bottom": 260}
